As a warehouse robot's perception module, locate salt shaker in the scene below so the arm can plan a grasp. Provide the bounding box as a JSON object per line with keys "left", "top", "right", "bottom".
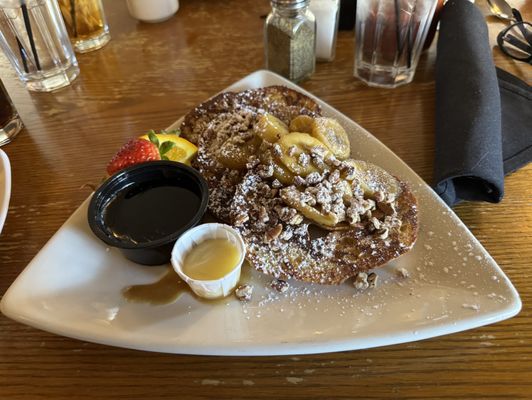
{"left": 310, "top": 0, "right": 340, "bottom": 61}
{"left": 264, "top": 0, "right": 316, "bottom": 83}
{"left": 126, "top": 0, "right": 179, "bottom": 23}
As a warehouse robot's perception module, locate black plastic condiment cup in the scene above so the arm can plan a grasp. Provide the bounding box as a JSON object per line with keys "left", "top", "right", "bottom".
{"left": 88, "top": 161, "right": 209, "bottom": 266}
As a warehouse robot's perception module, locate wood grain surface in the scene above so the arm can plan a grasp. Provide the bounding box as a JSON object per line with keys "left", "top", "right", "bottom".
{"left": 0, "top": 0, "right": 531, "bottom": 399}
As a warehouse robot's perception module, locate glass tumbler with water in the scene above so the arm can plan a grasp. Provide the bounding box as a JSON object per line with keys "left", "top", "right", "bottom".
{"left": 0, "top": 79, "right": 22, "bottom": 146}
{"left": 0, "top": 0, "right": 79, "bottom": 92}
{"left": 354, "top": 0, "right": 438, "bottom": 88}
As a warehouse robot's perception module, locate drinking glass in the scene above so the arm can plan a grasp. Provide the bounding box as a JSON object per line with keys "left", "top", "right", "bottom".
{"left": 58, "top": 0, "right": 110, "bottom": 53}
{"left": 0, "top": 79, "right": 23, "bottom": 146}
{"left": 354, "top": 0, "right": 438, "bottom": 88}
{"left": 0, "top": 0, "right": 79, "bottom": 92}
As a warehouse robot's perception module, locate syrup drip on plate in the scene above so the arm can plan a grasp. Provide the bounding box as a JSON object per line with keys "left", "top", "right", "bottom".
{"left": 122, "top": 268, "right": 186, "bottom": 305}
{"left": 122, "top": 261, "right": 254, "bottom": 305}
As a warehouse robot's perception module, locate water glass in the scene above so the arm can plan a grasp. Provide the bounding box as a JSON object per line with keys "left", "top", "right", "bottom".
{"left": 0, "top": 79, "right": 23, "bottom": 146}
{"left": 58, "top": 0, "right": 110, "bottom": 53}
{"left": 0, "top": 0, "right": 79, "bottom": 92}
{"left": 354, "top": 0, "right": 438, "bottom": 88}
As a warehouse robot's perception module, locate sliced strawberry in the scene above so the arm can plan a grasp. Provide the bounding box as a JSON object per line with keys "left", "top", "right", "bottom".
{"left": 106, "top": 138, "right": 161, "bottom": 176}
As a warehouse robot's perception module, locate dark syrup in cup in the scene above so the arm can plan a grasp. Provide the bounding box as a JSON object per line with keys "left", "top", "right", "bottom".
{"left": 88, "top": 161, "right": 209, "bottom": 265}
{"left": 104, "top": 185, "right": 201, "bottom": 244}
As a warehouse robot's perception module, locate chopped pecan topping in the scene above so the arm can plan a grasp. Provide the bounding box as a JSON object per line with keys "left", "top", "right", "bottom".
{"left": 328, "top": 169, "right": 340, "bottom": 184}
{"left": 310, "top": 146, "right": 327, "bottom": 158}
{"left": 257, "top": 164, "right": 274, "bottom": 178}
{"left": 376, "top": 228, "right": 389, "bottom": 240}
{"left": 270, "top": 279, "right": 289, "bottom": 293}
{"left": 325, "top": 155, "right": 341, "bottom": 167}
{"left": 233, "top": 212, "right": 249, "bottom": 226}
{"left": 367, "top": 272, "right": 378, "bottom": 288}
{"left": 298, "top": 152, "right": 310, "bottom": 167}
{"left": 306, "top": 171, "right": 323, "bottom": 185}
{"left": 287, "top": 145, "right": 297, "bottom": 157}
{"left": 311, "top": 156, "right": 327, "bottom": 170}
{"left": 385, "top": 193, "right": 396, "bottom": 204}
{"left": 264, "top": 224, "right": 283, "bottom": 243}
{"left": 272, "top": 143, "right": 282, "bottom": 157}
{"left": 353, "top": 272, "right": 369, "bottom": 290}
{"left": 289, "top": 213, "right": 303, "bottom": 225}
{"left": 396, "top": 267, "right": 409, "bottom": 278}
{"left": 341, "top": 163, "right": 357, "bottom": 180}
{"left": 373, "top": 190, "right": 385, "bottom": 202}
{"left": 258, "top": 205, "right": 269, "bottom": 223}
{"left": 294, "top": 175, "right": 306, "bottom": 186}
{"left": 246, "top": 156, "right": 260, "bottom": 169}
{"left": 271, "top": 179, "right": 283, "bottom": 188}
{"left": 275, "top": 205, "right": 297, "bottom": 222}
{"left": 370, "top": 217, "right": 381, "bottom": 230}
{"left": 235, "top": 284, "right": 253, "bottom": 301}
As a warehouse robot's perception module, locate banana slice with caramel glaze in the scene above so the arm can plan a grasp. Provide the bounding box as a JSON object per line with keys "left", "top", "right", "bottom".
{"left": 311, "top": 117, "right": 351, "bottom": 160}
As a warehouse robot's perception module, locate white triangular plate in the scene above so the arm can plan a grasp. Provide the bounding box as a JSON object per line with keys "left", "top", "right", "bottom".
{"left": 0, "top": 149, "right": 11, "bottom": 235}
{"left": 1, "top": 71, "right": 521, "bottom": 355}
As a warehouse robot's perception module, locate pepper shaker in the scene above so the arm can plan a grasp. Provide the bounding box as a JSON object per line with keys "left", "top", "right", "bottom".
{"left": 264, "top": 0, "right": 316, "bottom": 83}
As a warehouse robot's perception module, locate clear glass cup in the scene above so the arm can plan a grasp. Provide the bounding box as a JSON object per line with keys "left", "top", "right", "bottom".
{"left": 58, "top": 0, "right": 110, "bottom": 53}
{"left": 0, "top": 79, "right": 23, "bottom": 146}
{"left": 0, "top": 0, "right": 79, "bottom": 92}
{"left": 354, "top": 0, "right": 439, "bottom": 88}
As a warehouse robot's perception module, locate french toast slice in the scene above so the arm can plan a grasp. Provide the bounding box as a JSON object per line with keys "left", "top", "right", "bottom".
{"left": 180, "top": 86, "right": 322, "bottom": 222}
{"left": 230, "top": 165, "right": 418, "bottom": 285}
{"left": 179, "top": 85, "right": 418, "bottom": 285}
{"left": 180, "top": 86, "right": 321, "bottom": 145}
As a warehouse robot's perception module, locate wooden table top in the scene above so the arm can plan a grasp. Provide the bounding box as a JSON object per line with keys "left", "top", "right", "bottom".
{"left": 0, "top": 0, "right": 530, "bottom": 398}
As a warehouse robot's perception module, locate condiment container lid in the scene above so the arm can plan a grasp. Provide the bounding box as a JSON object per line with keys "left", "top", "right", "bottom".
{"left": 171, "top": 223, "right": 246, "bottom": 299}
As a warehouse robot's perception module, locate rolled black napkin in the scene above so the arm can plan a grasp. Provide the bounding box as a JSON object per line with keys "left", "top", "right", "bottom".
{"left": 498, "top": 68, "right": 532, "bottom": 174}
{"left": 434, "top": 0, "right": 531, "bottom": 206}
{"left": 339, "top": 0, "right": 356, "bottom": 30}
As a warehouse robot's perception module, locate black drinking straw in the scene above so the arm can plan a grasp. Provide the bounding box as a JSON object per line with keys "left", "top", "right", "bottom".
{"left": 20, "top": 1, "right": 41, "bottom": 71}
{"left": 16, "top": 36, "right": 29, "bottom": 73}
{"left": 405, "top": 0, "right": 418, "bottom": 69}
{"left": 69, "top": 0, "right": 77, "bottom": 38}
{"left": 394, "top": 0, "right": 406, "bottom": 64}
{"left": 394, "top": 0, "right": 415, "bottom": 69}
{"left": 405, "top": 24, "right": 412, "bottom": 68}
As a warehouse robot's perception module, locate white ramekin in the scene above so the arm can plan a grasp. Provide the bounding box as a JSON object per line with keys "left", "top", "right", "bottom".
{"left": 171, "top": 223, "right": 246, "bottom": 299}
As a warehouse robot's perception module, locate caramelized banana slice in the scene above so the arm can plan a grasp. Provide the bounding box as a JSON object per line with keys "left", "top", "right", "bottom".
{"left": 343, "top": 159, "right": 400, "bottom": 198}
{"left": 273, "top": 163, "right": 297, "bottom": 185}
{"left": 276, "top": 132, "right": 331, "bottom": 177}
{"left": 259, "top": 148, "right": 296, "bottom": 185}
{"left": 311, "top": 117, "right": 350, "bottom": 160}
{"left": 289, "top": 115, "right": 314, "bottom": 134}
{"left": 217, "top": 135, "right": 261, "bottom": 170}
{"left": 280, "top": 186, "right": 339, "bottom": 228}
{"left": 254, "top": 113, "right": 289, "bottom": 143}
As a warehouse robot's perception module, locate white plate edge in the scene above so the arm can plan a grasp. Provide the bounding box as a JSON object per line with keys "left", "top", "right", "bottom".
{"left": 0, "top": 149, "right": 11, "bottom": 235}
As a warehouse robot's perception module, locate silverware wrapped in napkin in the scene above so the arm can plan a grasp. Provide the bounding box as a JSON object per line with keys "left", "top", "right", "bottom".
{"left": 433, "top": 0, "right": 531, "bottom": 206}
